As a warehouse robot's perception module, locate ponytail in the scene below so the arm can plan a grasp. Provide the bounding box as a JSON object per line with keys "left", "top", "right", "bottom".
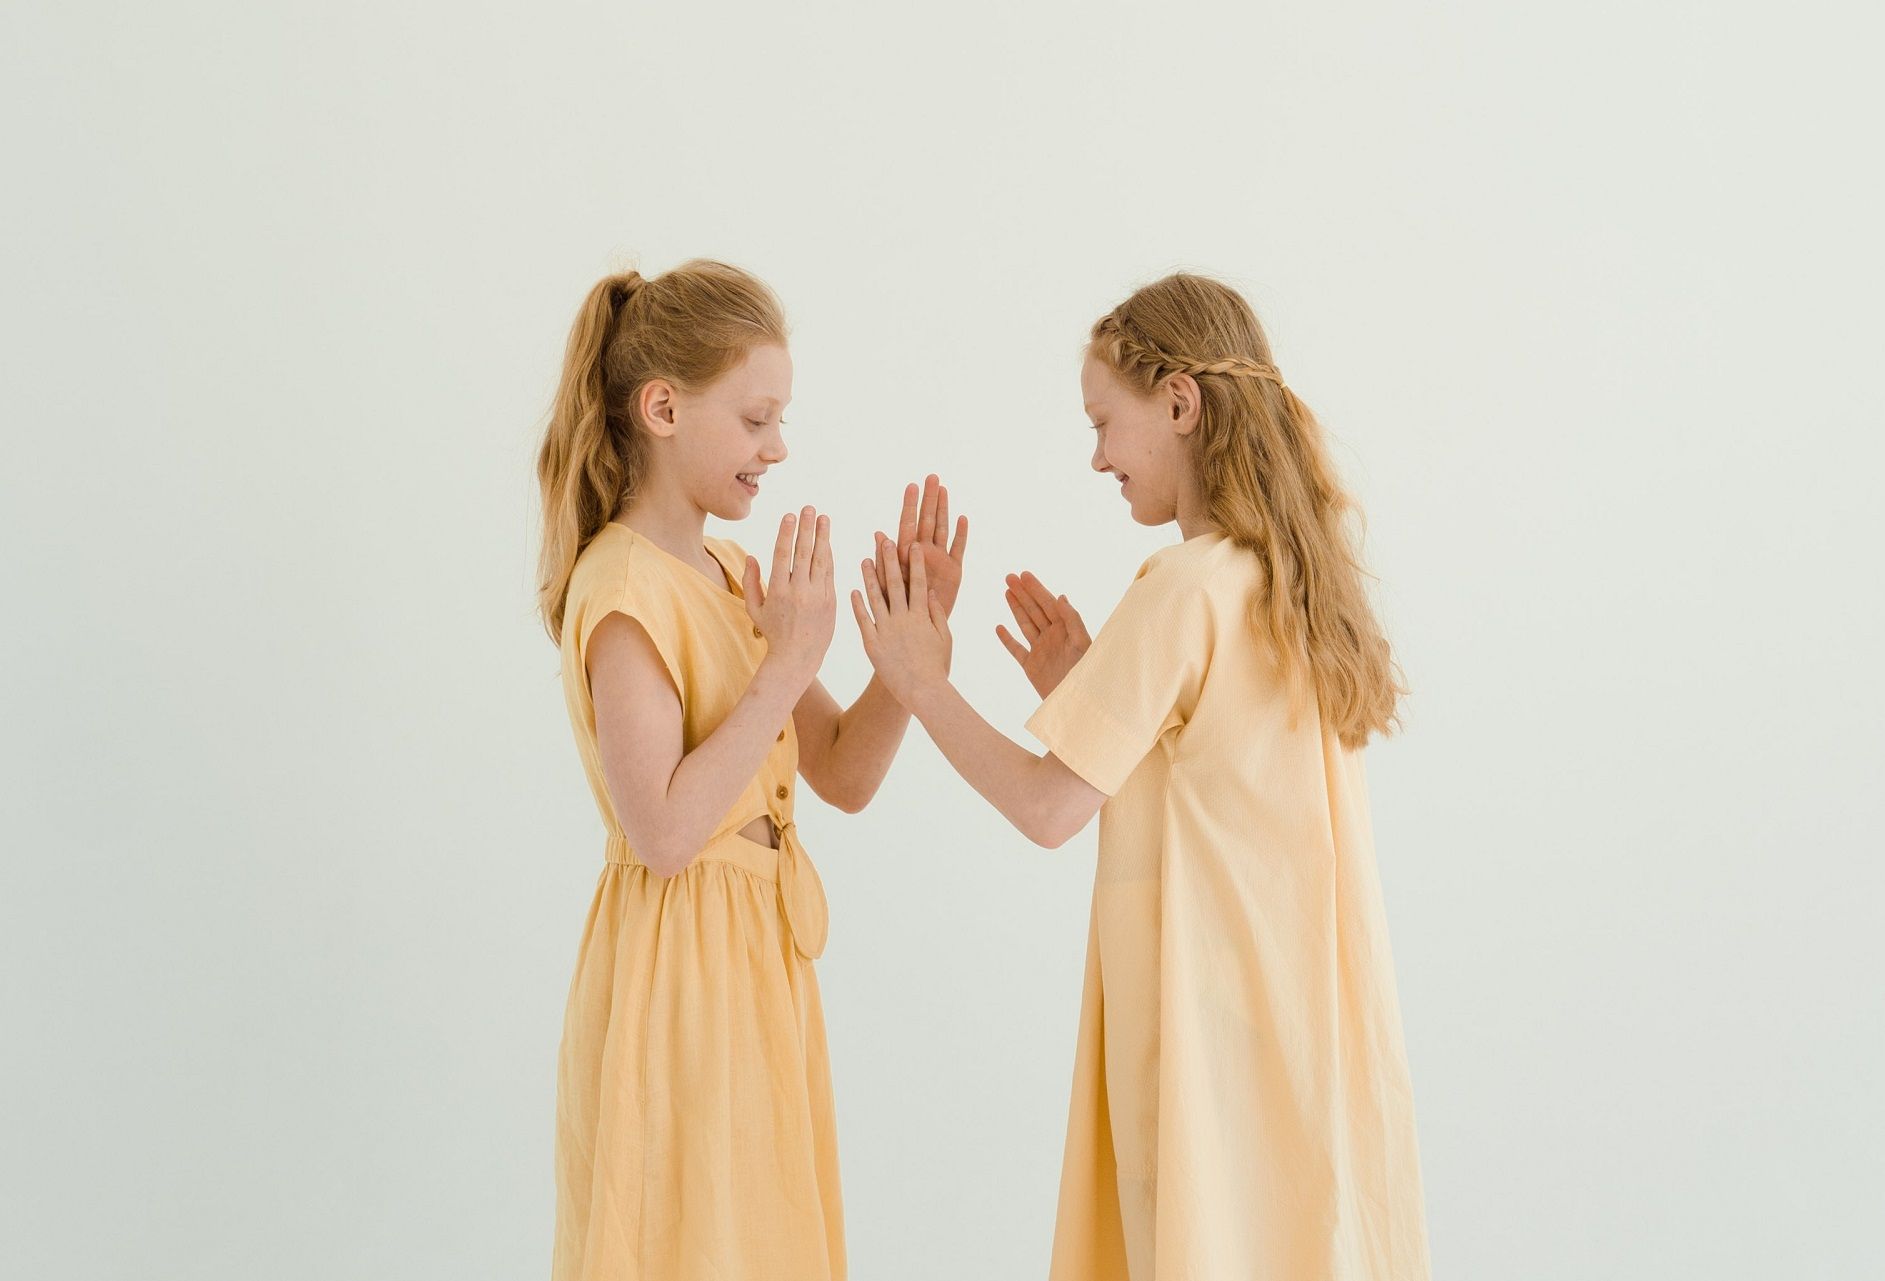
{"left": 534, "top": 261, "right": 787, "bottom": 643}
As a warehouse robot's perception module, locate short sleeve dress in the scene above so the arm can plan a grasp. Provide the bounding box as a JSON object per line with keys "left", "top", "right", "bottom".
{"left": 1024, "top": 530, "right": 1431, "bottom": 1281}
{"left": 550, "top": 522, "right": 843, "bottom": 1281}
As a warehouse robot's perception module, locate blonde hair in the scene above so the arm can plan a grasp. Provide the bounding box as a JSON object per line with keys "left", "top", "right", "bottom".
{"left": 535, "top": 259, "right": 787, "bottom": 643}
{"left": 1089, "top": 272, "right": 1404, "bottom": 748}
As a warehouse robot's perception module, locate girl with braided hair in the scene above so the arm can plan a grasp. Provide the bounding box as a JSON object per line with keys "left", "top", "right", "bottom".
{"left": 536, "top": 260, "right": 967, "bottom": 1280}
{"left": 853, "top": 272, "right": 1430, "bottom": 1278}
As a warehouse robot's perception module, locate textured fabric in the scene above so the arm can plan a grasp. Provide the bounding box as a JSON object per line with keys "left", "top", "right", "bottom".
{"left": 1025, "top": 531, "right": 1430, "bottom": 1280}
{"left": 551, "top": 522, "right": 842, "bottom": 1281}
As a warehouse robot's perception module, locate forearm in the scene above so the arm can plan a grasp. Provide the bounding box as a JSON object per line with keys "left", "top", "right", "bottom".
{"left": 810, "top": 673, "right": 913, "bottom": 810}
{"left": 906, "top": 678, "right": 1077, "bottom": 847}
{"left": 648, "top": 655, "right": 807, "bottom": 873}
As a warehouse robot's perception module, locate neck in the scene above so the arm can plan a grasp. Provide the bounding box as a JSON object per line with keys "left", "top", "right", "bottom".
{"left": 1174, "top": 467, "right": 1215, "bottom": 540}
{"left": 615, "top": 482, "right": 713, "bottom": 571}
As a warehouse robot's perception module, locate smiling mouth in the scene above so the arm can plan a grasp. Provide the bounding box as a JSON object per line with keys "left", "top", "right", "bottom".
{"left": 737, "top": 472, "right": 762, "bottom": 494}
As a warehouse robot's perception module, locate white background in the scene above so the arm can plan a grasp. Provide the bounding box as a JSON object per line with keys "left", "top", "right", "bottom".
{"left": 4, "top": 2, "right": 1882, "bottom": 1277}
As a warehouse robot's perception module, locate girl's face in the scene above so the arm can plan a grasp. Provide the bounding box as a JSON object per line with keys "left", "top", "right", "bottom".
{"left": 1080, "top": 351, "right": 1198, "bottom": 527}
{"left": 644, "top": 342, "right": 793, "bottom": 520}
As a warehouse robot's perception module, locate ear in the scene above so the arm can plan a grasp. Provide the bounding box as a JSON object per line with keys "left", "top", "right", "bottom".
{"left": 638, "top": 379, "right": 679, "bottom": 438}
{"left": 1165, "top": 373, "right": 1202, "bottom": 437}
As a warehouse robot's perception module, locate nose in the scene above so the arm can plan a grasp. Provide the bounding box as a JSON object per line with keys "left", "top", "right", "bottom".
{"left": 1090, "top": 440, "right": 1109, "bottom": 473}
{"left": 760, "top": 423, "right": 788, "bottom": 465}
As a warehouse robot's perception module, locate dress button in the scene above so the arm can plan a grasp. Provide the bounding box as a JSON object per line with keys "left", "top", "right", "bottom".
{"left": 776, "top": 730, "right": 786, "bottom": 742}
{"left": 775, "top": 785, "right": 788, "bottom": 799}
{"left": 753, "top": 625, "right": 763, "bottom": 638}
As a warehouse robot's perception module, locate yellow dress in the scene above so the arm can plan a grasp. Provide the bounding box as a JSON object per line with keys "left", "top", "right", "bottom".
{"left": 1025, "top": 531, "right": 1430, "bottom": 1280}
{"left": 551, "top": 522, "right": 842, "bottom": 1281}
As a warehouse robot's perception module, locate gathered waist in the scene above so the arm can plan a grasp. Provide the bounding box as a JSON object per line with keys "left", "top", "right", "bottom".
{"left": 605, "top": 825, "right": 785, "bottom": 881}
{"left": 603, "top": 818, "right": 828, "bottom": 961}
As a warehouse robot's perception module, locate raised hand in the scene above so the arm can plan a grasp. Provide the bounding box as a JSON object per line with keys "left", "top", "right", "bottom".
{"left": 886, "top": 474, "right": 968, "bottom": 618}
{"left": 852, "top": 530, "right": 953, "bottom": 709}
{"left": 994, "top": 570, "right": 1090, "bottom": 699}
{"left": 743, "top": 506, "right": 836, "bottom": 683}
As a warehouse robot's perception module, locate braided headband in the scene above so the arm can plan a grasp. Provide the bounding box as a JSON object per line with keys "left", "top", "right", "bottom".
{"left": 1096, "top": 319, "right": 1287, "bottom": 389}
{"left": 1166, "top": 354, "right": 1286, "bottom": 385}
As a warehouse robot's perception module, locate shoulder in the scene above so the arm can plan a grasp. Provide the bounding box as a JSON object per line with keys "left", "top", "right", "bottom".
{"left": 565, "top": 526, "right": 682, "bottom": 645}
{"left": 1127, "top": 531, "right": 1258, "bottom": 603}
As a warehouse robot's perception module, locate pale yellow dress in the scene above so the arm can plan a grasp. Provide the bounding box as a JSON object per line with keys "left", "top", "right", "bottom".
{"left": 551, "top": 522, "right": 842, "bottom": 1281}
{"left": 1025, "top": 530, "right": 1431, "bottom": 1280}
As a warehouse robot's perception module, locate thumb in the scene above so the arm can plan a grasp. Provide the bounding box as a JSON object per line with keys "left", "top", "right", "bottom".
{"left": 743, "top": 555, "right": 765, "bottom": 622}
{"left": 996, "top": 624, "right": 1027, "bottom": 665}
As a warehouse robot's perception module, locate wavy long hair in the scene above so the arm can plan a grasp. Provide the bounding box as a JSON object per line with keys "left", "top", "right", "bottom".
{"left": 1088, "top": 272, "right": 1404, "bottom": 748}
{"left": 535, "top": 259, "right": 787, "bottom": 643}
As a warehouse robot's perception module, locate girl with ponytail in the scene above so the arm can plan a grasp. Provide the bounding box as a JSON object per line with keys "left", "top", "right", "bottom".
{"left": 852, "top": 273, "right": 1430, "bottom": 1279}
{"left": 536, "top": 260, "right": 967, "bottom": 1281}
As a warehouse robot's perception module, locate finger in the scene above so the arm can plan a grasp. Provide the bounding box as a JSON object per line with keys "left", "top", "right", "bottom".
{"left": 771, "top": 513, "right": 797, "bottom": 586}
{"left": 909, "top": 545, "right": 929, "bottom": 617}
{"left": 1018, "top": 571, "right": 1059, "bottom": 619}
{"left": 995, "top": 623, "right": 1030, "bottom": 666}
{"left": 1008, "top": 573, "right": 1051, "bottom": 632}
{"left": 811, "top": 514, "right": 833, "bottom": 591}
{"left": 793, "top": 505, "right": 817, "bottom": 580}
{"left": 743, "top": 555, "right": 766, "bottom": 625}
{"left": 860, "top": 558, "right": 888, "bottom": 622}
{"left": 877, "top": 528, "right": 908, "bottom": 573}
{"left": 1005, "top": 588, "right": 1040, "bottom": 641}
{"left": 933, "top": 484, "right": 949, "bottom": 547}
{"left": 879, "top": 533, "right": 906, "bottom": 613}
{"left": 927, "top": 583, "right": 947, "bottom": 631}
{"left": 917, "top": 473, "right": 940, "bottom": 545}
{"left": 849, "top": 589, "right": 875, "bottom": 644}
{"left": 949, "top": 514, "right": 969, "bottom": 563}
{"left": 896, "top": 483, "right": 919, "bottom": 555}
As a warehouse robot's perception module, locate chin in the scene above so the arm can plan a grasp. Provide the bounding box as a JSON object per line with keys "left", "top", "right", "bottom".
{"left": 702, "top": 486, "right": 755, "bottom": 522}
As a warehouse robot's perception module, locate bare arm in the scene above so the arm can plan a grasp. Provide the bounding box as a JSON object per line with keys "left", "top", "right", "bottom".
{"left": 590, "top": 618, "right": 811, "bottom": 875}
{"left": 589, "top": 508, "right": 834, "bottom": 877}
{"left": 851, "top": 538, "right": 1104, "bottom": 847}
{"left": 794, "top": 476, "right": 971, "bottom": 814}
{"left": 790, "top": 673, "right": 912, "bottom": 814}
{"left": 905, "top": 678, "right": 1103, "bottom": 847}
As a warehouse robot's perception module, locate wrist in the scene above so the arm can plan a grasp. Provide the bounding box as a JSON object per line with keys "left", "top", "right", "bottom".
{"left": 905, "top": 673, "right": 955, "bottom": 722}
{"left": 757, "top": 649, "right": 818, "bottom": 700}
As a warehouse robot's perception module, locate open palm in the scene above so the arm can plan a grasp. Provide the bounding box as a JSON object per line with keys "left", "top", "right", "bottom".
{"left": 995, "top": 570, "right": 1090, "bottom": 698}
{"left": 887, "top": 474, "right": 968, "bottom": 617}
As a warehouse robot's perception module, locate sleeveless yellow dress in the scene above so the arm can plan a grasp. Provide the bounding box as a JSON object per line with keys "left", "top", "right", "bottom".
{"left": 1025, "top": 531, "right": 1430, "bottom": 1280}
{"left": 550, "top": 522, "right": 842, "bottom": 1281}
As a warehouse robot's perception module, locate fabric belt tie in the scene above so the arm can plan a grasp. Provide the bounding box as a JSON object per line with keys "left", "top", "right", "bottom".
{"left": 773, "top": 817, "right": 828, "bottom": 961}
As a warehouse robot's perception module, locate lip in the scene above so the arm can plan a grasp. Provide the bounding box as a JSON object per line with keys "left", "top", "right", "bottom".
{"left": 736, "top": 471, "right": 762, "bottom": 496}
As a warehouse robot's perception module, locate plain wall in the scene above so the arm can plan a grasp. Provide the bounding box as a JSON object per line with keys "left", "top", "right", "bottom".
{"left": 3, "top": 1, "right": 1881, "bottom": 1277}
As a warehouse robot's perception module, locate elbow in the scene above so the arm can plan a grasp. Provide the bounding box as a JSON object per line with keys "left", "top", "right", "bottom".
{"left": 639, "top": 849, "right": 690, "bottom": 879}
{"left": 826, "top": 788, "right": 870, "bottom": 815}
{"left": 1034, "top": 822, "right": 1079, "bottom": 850}
{"left": 632, "top": 836, "right": 696, "bottom": 879}
{"left": 811, "top": 774, "right": 875, "bottom": 815}
{"left": 1021, "top": 804, "right": 1083, "bottom": 850}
